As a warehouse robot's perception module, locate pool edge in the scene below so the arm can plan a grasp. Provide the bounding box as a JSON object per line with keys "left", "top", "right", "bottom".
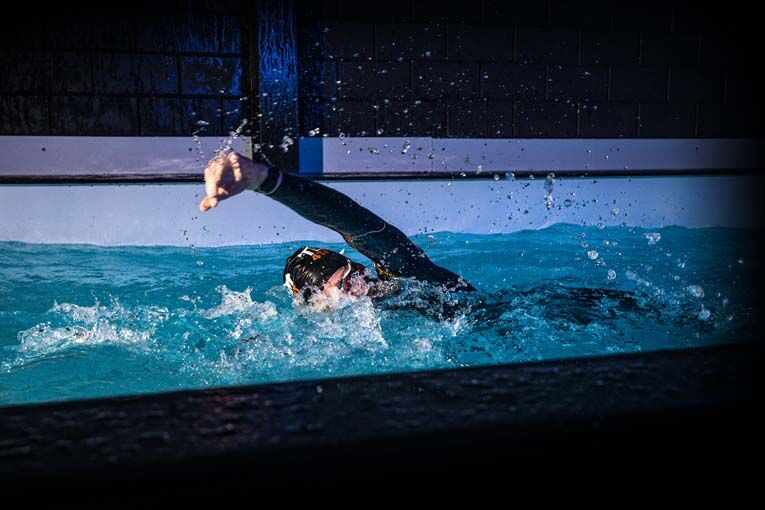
{"left": 0, "top": 342, "right": 756, "bottom": 484}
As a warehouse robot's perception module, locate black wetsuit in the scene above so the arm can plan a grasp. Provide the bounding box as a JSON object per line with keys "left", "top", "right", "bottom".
{"left": 257, "top": 168, "right": 657, "bottom": 325}
{"left": 258, "top": 166, "right": 475, "bottom": 292}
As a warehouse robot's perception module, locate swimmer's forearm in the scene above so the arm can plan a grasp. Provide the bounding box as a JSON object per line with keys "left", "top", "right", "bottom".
{"left": 256, "top": 167, "right": 387, "bottom": 237}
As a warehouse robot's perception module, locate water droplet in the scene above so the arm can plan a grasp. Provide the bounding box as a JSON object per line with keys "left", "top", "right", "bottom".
{"left": 542, "top": 173, "right": 555, "bottom": 210}
{"left": 544, "top": 173, "right": 555, "bottom": 190}
{"left": 644, "top": 232, "right": 661, "bottom": 245}
{"left": 687, "top": 285, "right": 705, "bottom": 298}
{"left": 607, "top": 269, "right": 616, "bottom": 280}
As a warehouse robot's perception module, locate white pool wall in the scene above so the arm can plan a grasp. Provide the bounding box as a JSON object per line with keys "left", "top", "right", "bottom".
{"left": 0, "top": 137, "right": 761, "bottom": 246}
{"left": 0, "top": 176, "right": 759, "bottom": 246}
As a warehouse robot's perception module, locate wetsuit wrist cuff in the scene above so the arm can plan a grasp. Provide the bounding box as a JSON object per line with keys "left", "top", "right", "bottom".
{"left": 257, "top": 166, "right": 283, "bottom": 195}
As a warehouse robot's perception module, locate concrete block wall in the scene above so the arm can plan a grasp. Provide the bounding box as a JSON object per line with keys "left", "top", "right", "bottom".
{"left": 0, "top": 3, "right": 247, "bottom": 137}
{"left": 298, "top": 0, "right": 762, "bottom": 138}
{"left": 1, "top": 1, "right": 760, "bottom": 141}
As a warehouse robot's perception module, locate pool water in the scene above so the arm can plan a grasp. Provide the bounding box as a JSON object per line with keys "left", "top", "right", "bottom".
{"left": 0, "top": 224, "right": 760, "bottom": 406}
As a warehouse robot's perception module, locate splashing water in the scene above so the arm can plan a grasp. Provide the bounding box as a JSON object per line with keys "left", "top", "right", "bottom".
{"left": 215, "top": 118, "right": 249, "bottom": 159}
{"left": 645, "top": 232, "right": 662, "bottom": 245}
{"left": 280, "top": 135, "right": 294, "bottom": 153}
{"left": 686, "top": 285, "right": 705, "bottom": 298}
{"left": 0, "top": 225, "right": 759, "bottom": 406}
{"left": 544, "top": 172, "right": 556, "bottom": 211}
{"left": 192, "top": 131, "right": 206, "bottom": 163}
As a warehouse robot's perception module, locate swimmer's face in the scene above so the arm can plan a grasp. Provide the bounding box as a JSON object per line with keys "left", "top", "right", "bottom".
{"left": 323, "top": 266, "right": 370, "bottom": 298}
{"left": 283, "top": 247, "right": 373, "bottom": 308}
{"left": 298, "top": 269, "right": 370, "bottom": 311}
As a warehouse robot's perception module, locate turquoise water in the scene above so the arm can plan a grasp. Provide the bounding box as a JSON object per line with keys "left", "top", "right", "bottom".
{"left": 0, "top": 224, "right": 760, "bottom": 406}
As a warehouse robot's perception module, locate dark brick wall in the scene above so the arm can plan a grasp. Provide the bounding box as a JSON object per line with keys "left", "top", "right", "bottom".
{"left": 0, "top": 4, "right": 247, "bottom": 137}
{"left": 1, "top": 1, "right": 761, "bottom": 140}
{"left": 298, "top": 0, "right": 763, "bottom": 138}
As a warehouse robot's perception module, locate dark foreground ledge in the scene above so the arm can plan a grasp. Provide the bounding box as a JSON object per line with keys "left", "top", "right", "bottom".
{"left": 0, "top": 343, "right": 756, "bottom": 486}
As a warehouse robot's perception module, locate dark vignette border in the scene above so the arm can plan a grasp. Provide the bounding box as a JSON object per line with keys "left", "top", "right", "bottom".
{"left": 0, "top": 343, "right": 756, "bottom": 486}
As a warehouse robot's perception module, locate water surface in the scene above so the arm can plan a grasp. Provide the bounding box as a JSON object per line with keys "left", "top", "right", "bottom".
{"left": 0, "top": 224, "right": 759, "bottom": 406}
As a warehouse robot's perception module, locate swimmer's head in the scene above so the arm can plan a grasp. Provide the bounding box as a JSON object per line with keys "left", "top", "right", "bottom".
{"left": 283, "top": 246, "right": 371, "bottom": 303}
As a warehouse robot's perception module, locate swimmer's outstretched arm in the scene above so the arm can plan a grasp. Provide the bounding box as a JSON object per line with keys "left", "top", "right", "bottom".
{"left": 200, "top": 152, "right": 473, "bottom": 290}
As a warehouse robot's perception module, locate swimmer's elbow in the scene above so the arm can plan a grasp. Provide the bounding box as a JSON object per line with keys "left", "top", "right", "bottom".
{"left": 428, "top": 264, "right": 475, "bottom": 292}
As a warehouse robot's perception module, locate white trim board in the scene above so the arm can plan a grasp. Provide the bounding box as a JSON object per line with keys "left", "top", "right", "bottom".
{"left": 0, "top": 136, "right": 759, "bottom": 178}
{"left": 0, "top": 137, "right": 251, "bottom": 176}
{"left": 300, "top": 137, "right": 762, "bottom": 174}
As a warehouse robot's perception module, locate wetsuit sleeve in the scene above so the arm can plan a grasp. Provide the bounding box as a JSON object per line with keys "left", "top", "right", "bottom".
{"left": 257, "top": 167, "right": 474, "bottom": 290}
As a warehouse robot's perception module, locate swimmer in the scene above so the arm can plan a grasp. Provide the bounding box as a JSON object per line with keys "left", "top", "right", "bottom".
{"left": 199, "top": 152, "right": 474, "bottom": 305}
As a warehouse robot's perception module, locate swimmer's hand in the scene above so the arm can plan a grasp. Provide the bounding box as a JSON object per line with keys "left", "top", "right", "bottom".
{"left": 199, "top": 152, "right": 268, "bottom": 212}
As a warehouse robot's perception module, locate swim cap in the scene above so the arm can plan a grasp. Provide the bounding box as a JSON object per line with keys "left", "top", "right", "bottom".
{"left": 283, "top": 246, "right": 366, "bottom": 301}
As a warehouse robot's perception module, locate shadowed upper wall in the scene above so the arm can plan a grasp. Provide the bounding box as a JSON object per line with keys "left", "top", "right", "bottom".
{"left": 297, "top": 0, "right": 762, "bottom": 139}
{"left": 1, "top": 1, "right": 762, "bottom": 140}
{"left": 0, "top": 3, "right": 248, "bottom": 138}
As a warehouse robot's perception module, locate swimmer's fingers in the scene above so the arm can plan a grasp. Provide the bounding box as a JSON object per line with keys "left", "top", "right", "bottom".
{"left": 200, "top": 190, "right": 233, "bottom": 211}
{"left": 199, "top": 195, "right": 216, "bottom": 211}
{"left": 200, "top": 163, "right": 224, "bottom": 211}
